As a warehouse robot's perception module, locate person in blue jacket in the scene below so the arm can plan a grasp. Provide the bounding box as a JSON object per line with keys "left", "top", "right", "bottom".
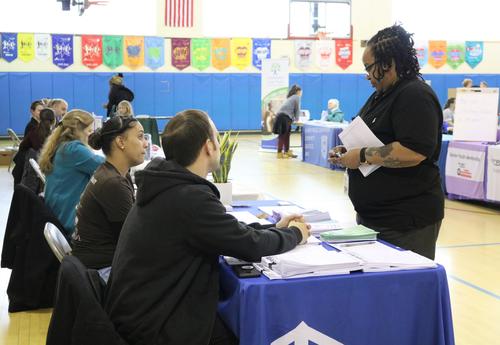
{"left": 322, "top": 99, "right": 344, "bottom": 122}
{"left": 39, "top": 109, "right": 105, "bottom": 235}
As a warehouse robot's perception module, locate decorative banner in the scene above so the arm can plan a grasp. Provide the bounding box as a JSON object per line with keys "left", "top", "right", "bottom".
{"left": 1, "top": 33, "right": 18, "bottom": 63}
{"left": 212, "top": 38, "right": 231, "bottom": 71}
{"left": 103, "top": 36, "right": 123, "bottom": 69}
{"left": 124, "top": 36, "right": 144, "bottom": 70}
{"left": 231, "top": 38, "right": 252, "bottom": 70}
{"left": 35, "top": 33, "right": 51, "bottom": 61}
{"left": 446, "top": 42, "right": 465, "bottom": 70}
{"left": 52, "top": 34, "right": 73, "bottom": 69}
{"left": 18, "top": 33, "right": 35, "bottom": 62}
{"left": 145, "top": 36, "right": 165, "bottom": 70}
{"left": 316, "top": 40, "right": 334, "bottom": 70}
{"left": 428, "top": 40, "right": 447, "bottom": 68}
{"left": 335, "top": 39, "right": 352, "bottom": 70}
{"left": 295, "top": 40, "right": 313, "bottom": 70}
{"left": 81, "top": 35, "right": 102, "bottom": 69}
{"left": 465, "top": 41, "right": 483, "bottom": 69}
{"left": 252, "top": 38, "right": 271, "bottom": 70}
{"left": 191, "top": 38, "right": 211, "bottom": 71}
{"left": 415, "top": 41, "right": 428, "bottom": 68}
{"left": 171, "top": 38, "right": 191, "bottom": 70}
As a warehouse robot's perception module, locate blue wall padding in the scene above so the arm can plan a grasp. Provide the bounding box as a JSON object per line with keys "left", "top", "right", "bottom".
{"left": 1, "top": 72, "right": 499, "bottom": 135}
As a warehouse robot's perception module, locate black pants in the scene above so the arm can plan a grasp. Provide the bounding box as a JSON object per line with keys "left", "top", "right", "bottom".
{"left": 209, "top": 315, "right": 238, "bottom": 345}
{"left": 358, "top": 216, "right": 442, "bottom": 260}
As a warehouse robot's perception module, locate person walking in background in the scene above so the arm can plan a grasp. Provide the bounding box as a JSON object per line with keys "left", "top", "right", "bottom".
{"left": 273, "top": 85, "right": 302, "bottom": 159}
{"left": 105, "top": 73, "right": 134, "bottom": 118}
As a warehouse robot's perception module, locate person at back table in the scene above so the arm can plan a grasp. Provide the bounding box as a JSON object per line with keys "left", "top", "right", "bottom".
{"left": 105, "top": 109, "right": 310, "bottom": 345}
{"left": 72, "top": 116, "right": 147, "bottom": 282}
{"left": 39, "top": 110, "right": 105, "bottom": 235}
{"left": 322, "top": 99, "right": 345, "bottom": 122}
{"left": 24, "top": 100, "right": 45, "bottom": 137}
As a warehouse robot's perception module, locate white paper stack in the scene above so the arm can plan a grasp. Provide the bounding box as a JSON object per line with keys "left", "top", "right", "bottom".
{"left": 258, "top": 206, "right": 331, "bottom": 223}
{"left": 227, "top": 211, "right": 271, "bottom": 225}
{"left": 258, "top": 245, "right": 362, "bottom": 279}
{"left": 332, "top": 241, "right": 437, "bottom": 272}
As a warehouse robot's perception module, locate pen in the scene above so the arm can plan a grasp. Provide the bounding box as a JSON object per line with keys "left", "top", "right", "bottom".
{"left": 338, "top": 241, "right": 376, "bottom": 247}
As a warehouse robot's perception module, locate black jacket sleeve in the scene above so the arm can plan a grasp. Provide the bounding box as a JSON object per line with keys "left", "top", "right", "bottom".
{"left": 186, "top": 191, "right": 302, "bottom": 262}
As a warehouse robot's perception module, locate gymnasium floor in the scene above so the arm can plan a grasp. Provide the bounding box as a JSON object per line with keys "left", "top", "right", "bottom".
{"left": 0, "top": 133, "right": 499, "bottom": 345}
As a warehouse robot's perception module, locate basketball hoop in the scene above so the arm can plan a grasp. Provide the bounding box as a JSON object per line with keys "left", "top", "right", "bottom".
{"left": 316, "top": 31, "right": 328, "bottom": 40}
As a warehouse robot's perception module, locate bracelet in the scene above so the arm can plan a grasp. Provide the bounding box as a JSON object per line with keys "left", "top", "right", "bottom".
{"left": 360, "top": 147, "right": 368, "bottom": 164}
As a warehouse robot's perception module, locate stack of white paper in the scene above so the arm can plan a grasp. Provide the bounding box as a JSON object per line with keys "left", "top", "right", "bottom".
{"left": 332, "top": 241, "right": 437, "bottom": 272}
{"left": 227, "top": 211, "right": 271, "bottom": 225}
{"left": 258, "top": 206, "right": 331, "bottom": 223}
{"left": 259, "top": 245, "right": 362, "bottom": 279}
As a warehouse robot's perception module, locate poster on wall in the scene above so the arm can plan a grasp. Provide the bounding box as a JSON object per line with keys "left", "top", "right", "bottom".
{"left": 145, "top": 36, "right": 165, "bottom": 70}
{"left": 261, "top": 58, "right": 289, "bottom": 149}
{"left": 415, "top": 41, "right": 428, "bottom": 68}
{"left": 103, "top": 36, "right": 123, "bottom": 69}
{"left": 191, "top": 38, "right": 211, "bottom": 71}
{"left": 335, "top": 39, "right": 352, "bottom": 70}
{"left": 295, "top": 40, "right": 313, "bottom": 70}
{"left": 35, "top": 33, "right": 51, "bottom": 61}
{"left": 428, "top": 40, "right": 447, "bottom": 68}
{"left": 316, "top": 40, "right": 334, "bottom": 70}
{"left": 171, "top": 38, "right": 191, "bottom": 70}
{"left": 81, "top": 35, "right": 102, "bottom": 69}
{"left": 124, "top": 36, "right": 144, "bottom": 70}
{"left": 1, "top": 33, "right": 18, "bottom": 62}
{"left": 453, "top": 88, "right": 499, "bottom": 142}
{"left": 446, "top": 42, "right": 464, "bottom": 70}
{"left": 445, "top": 143, "right": 486, "bottom": 199}
{"left": 212, "top": 38, "right": 230, "bottom": 71}
{"left": 18, "top": 33, "right": 35, "bottom": 62}
{"left": 231, "top": 38, "right": 252, "bottom": 70}
{"left": 465, "top": 41, "right": 483, "bottom": 69}
{"left": 52, "top": 34, "right": 73, "bottom": 69}
{"left": 252, "top": 38, "right": 271, "bottom": 70}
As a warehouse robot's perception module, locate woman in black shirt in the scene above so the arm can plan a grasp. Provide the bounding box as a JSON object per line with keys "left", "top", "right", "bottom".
{"left": 329, "top": 25, "right": 444, "bottom": 259}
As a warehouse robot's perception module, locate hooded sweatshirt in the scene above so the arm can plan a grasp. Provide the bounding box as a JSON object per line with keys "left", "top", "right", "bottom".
{"left": 104, "top": 158, "right": 302, "bottom": 345}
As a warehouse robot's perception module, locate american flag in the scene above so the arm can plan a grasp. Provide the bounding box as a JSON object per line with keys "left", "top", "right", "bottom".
{"left": 165, "top": 0, "right": 194, "bottom": 27}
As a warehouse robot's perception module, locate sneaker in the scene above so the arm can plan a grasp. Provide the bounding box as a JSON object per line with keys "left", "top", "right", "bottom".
{"left": 285, "top": 151, "right": 297, "bottom": 158}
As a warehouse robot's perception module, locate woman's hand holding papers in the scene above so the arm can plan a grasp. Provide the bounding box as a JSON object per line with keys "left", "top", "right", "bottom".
{"left": 328, "top": 146, "right": 361, "bottom": 169}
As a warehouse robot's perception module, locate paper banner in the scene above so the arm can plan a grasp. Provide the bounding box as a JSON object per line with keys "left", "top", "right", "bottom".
{"left": 465, "top": 41, "right": 483, "bottom": 69}
{"left": 446, "top": 42, "right": 465, "bottom": 70}
{"left": 231, "top": 38, "right": 252, "bottom": 70}
{"left": 81, "top": 35, "right": 102, "bottom": 69}
{"left": 428, "top": 40, "right": 447, "bottom": 68}
{"left": 252, "top": 38, "right": 271, "bottom": 70}
{"left": 18, "top": 33, "right": 35, "bottom": 63}
{"left": 212, "top": 38, "right": 231, "bottom": 71}
{"left": 295, "top": 40, "right": 313, "bottom": 70}
{"left": 1, "top": 33, "right": 18, "bottom": 62}
{"left": 145, "top": 37, "right": 165, "bottom": 70}
{"left": 316, "top": 40, "right": 334, "bottom": 70}
{"left": 191, "top": 38, "right": 211, "bottom": 71}
{"left": 335, "top": 39, "right": 353, "bottom": 70}
{"left": 415, "top": 41, "right": 428, "bottom": 68}
{"left": 171, "top": 38, "right": 191, "bottom": 70}
{"left": 35, "top": 33, "right": 51, "bottom": 61}
{"left": 124, "top": 36, "right": 144, "bottom": 70}
{"left": 52, "top": 34, "right": 73, "bottom": 69}
{"left": 103, "top": 36, "right": 123, "bottom": 69}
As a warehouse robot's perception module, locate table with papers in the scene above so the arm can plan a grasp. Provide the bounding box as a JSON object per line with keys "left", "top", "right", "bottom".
{"left": 218, "top": 200, "right": 455, "bottom": 345}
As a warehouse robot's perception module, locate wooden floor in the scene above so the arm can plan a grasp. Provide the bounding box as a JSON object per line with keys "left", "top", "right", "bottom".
{"left": 1, "top": 133, "right": 499, "bottom": 345}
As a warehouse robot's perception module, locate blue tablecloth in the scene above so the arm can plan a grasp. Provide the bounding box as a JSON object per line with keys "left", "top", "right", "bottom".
{"left": 438, "top": 134, "right": 453, "bottom": 194}
{"left": 301, "top": 122, "right": 345, "bottom": 169}
{"left": 218, "top": 200, "right": 455, "bottom": 345}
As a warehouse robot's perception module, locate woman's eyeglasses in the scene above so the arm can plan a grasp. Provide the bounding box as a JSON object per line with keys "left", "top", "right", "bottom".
{"left": 364, "top": 61, "right": 377, "bottom": 73}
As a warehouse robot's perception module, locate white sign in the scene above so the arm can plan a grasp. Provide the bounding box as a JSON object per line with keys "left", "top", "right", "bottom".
{"left": 35, "top": 33, "right": 50, "bottom": 61}
{"left": 272, "top": 322, "right": 343, "bottom": 345}
{"left": 445, "top": 147, "right": 485, "bottom": 182}
{"left": 295, "top": 40, "right": 313, "bottom": 70}
{"left": 486, "top": 145, "right": 500, "bottom": 201}
{"left": 261, "top": 58, "right": 289, "bottom": 135}
{"left": 453, "top": 88, "right": 499, "bottom": 142}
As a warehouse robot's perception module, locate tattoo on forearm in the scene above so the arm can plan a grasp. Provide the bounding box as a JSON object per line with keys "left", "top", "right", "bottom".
{"left": 365, "top": 143, "right": 416, "bottom": 168}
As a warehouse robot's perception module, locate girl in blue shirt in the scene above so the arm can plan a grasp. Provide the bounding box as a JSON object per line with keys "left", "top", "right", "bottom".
{"left": 39, "top": 110, "right": 105, "bottom": 235}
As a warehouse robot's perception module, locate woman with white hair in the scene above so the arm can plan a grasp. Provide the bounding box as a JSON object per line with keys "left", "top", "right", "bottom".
{"left": 322, "top": 99, "right": 344, "bottom": 122}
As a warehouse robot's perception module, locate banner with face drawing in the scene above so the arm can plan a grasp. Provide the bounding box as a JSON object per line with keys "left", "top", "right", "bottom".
{"left": 231, "top": 38, "right": 252, "bottom": 70}
{"left": 316, "top": 40, "right": 334, "bottom": 70}
{"left": 295, "top": 40, "right": 313, "bottom": 70}
{"left": 252, "top": 39, "right": 271, "bottom": 70}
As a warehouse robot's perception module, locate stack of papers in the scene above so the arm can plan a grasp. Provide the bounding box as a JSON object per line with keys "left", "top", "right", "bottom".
{"left": 257, "top": 245, "right": 362, "bottom": 279}
{"left": 227, "top": 211, "right": 271, "bottom": 225}
{"left": 320, "top": 225, "right": 378, "bottom": 243}
{"left": 258, "top": 206, "right": 331, "bottom": 223}
{"left": 332, "top": 241, "right": 437, "bottom": 272}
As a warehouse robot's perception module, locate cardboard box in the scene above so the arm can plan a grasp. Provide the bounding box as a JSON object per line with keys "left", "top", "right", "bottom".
{"left": 0, "top": 149, "right": 14, "bottom": 166}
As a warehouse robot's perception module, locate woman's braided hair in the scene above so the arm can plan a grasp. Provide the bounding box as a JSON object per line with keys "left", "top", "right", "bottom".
{"left": 367, "top": 24, "right": 422, "bottom": 82}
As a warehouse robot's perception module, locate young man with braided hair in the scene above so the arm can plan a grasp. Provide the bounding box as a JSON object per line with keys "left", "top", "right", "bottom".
{"left": 329, "top": 25, "right": 444, "bottom": 260}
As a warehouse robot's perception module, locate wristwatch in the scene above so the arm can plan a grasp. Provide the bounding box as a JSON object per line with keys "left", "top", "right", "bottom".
{"left": 359, "top": 147, "right": 368, "bottom": 164}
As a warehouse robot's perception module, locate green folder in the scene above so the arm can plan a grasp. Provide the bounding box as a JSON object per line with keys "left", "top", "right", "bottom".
{"left": 320, "top": 225, "right": 379, "bottom": 243}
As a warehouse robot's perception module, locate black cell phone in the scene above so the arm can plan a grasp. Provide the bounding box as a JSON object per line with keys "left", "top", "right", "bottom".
{"left": 231, "top": 264, "right": 261, "bottom": 278}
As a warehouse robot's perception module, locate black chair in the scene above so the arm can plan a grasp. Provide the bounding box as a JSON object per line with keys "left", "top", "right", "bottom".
{"left": 1, "top": 184, "right": 64, "bottom": 312}
{"left": 46, "top": 256, "right": 127, "bottom": 345}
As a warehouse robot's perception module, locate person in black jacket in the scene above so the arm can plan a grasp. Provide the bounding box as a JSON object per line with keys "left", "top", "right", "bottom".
{"left": 24, "top": 100, "right": 45, "bottom": 137}
{"left": 105, "top": 109, "right": 310, "bottom": 345}
{"left": 106, "top": 73, "right": 134, "bottom": 118}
